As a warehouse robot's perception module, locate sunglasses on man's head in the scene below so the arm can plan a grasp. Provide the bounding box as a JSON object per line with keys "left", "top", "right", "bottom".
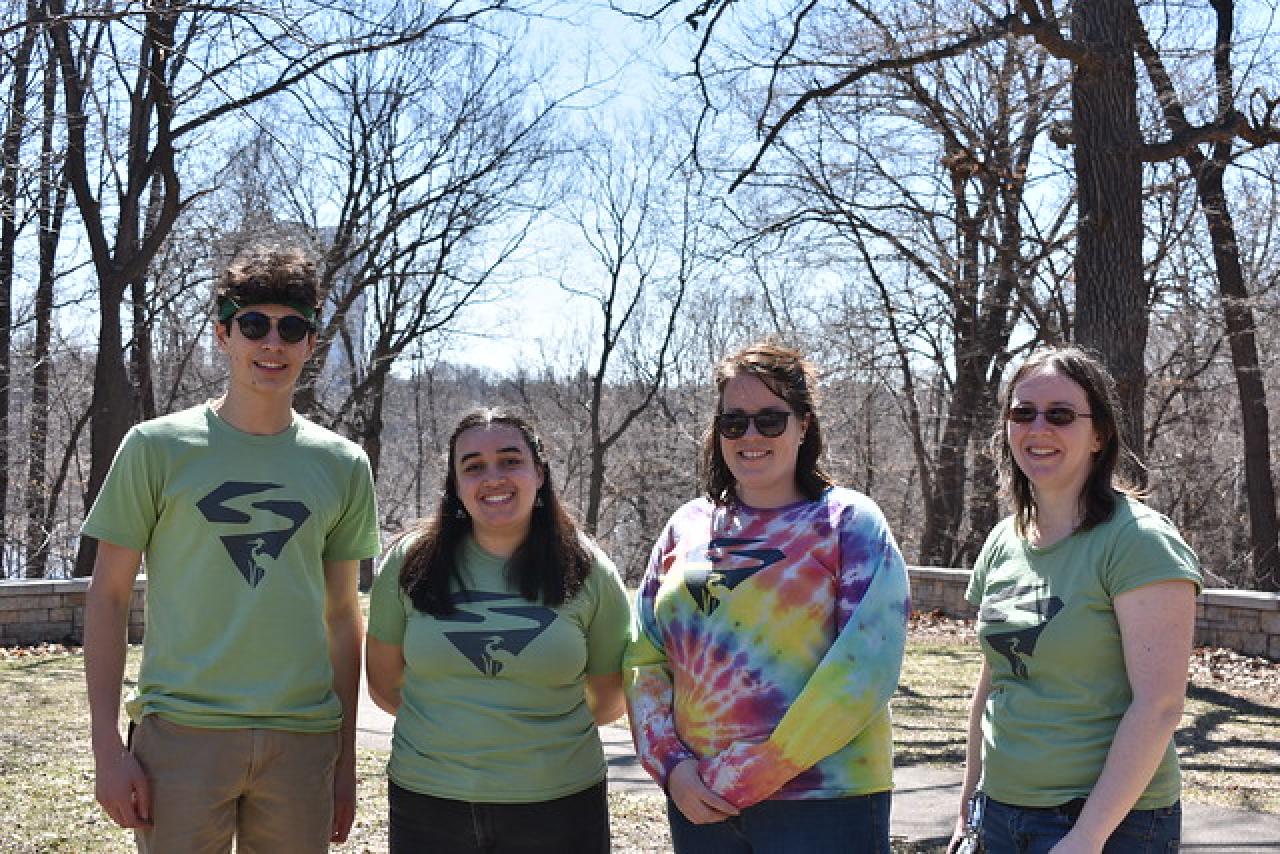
{"left": 232, "top": 311, "right": 315, "bottom": 344}
{"left": 1006, "top": 404, "right": 1092, "bottom": 427}
{"left": 715, "top": 410, "right": 792, "bottom": 439}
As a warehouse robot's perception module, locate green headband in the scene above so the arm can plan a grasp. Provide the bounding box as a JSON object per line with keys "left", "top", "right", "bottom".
{"left": 217, "top": 297, "right": 318, "bottom": 324}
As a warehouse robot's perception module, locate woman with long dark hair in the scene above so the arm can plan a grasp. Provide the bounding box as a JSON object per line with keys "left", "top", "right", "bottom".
{"left": 625, "top": 340, "right": 911, "bottom": 852}
{"left": 367, "top": 409, "right": 630, "bottom": 853}
{"left": 948, "top": 346, "right": 1201, "bottom": 854}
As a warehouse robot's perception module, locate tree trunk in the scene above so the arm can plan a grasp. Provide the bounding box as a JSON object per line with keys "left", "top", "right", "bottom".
{"left": 131, "top": 276, "right": 156, "bottom": 422}
{"left": 0, "top": 6, "right": 39, "bottom": 571}
{"left": 25, "top": 42, "right": 67, "bottom": 579}
{"left": 25, "top": 256, "right": 56, "bottom": 579}
{"left": 130, "top": 177, "right": 163, "bottom": 422}
{"left": 1196, "top": 161, "right": 1280, "bottom": 590}
{"left": 963, "top": 389, "right": 1002, "bottom": 565}
{"left": 73, "top": 291, "right": 132, "bottom": 577}
{"left": 585, "top": 417, "right": 606, "bottom": 537}
{"left": 1070, "top": 0, "right": 1147, "bottom": 470}
{"left": 356, "top": 366, "right": 388, "bottom": 591}
{"left": 919, "top": 162, "right": 977, "bottom": 567}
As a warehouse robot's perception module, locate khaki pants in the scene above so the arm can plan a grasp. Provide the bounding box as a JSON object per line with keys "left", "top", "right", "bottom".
{"left": 130, "top": 715, "right": 340, "bottom": 854}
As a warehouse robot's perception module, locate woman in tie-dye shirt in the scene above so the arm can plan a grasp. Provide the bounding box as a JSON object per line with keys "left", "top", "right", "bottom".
{"left": 625, "top": 341, "right": 910, "bottom": 853}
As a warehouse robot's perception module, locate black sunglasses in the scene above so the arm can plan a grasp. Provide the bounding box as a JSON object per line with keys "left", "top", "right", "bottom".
{"left": 1007, "top": 404, "right": 1093, "bottom": 427}
{"left": 716, "top": 410, "right": 792, "bottom": 439}
{"left": 232, "top": 311, "right": 315, "bottom": 344}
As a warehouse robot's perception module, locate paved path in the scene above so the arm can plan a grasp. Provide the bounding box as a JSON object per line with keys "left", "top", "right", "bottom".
{"left": 357, "top": 676, "right": 1280, "bottom": 850}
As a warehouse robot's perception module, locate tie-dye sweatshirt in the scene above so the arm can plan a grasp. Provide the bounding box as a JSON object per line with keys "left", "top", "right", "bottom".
{"left": 625, "top": 488, "right": 910, "bottom": 808}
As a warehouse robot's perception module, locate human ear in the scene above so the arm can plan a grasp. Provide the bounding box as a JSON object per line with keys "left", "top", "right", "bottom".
{"left": 213, "top": 319, "right": 230, "bottom": 353}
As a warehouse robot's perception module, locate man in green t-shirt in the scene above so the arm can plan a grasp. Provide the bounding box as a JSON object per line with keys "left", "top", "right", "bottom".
{"left": 82, "top": 245, "right": 381, "bottom": 852}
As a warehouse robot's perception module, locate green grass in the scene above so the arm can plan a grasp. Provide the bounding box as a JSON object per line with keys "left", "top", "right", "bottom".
{"left": 893, "top": 643, "right": 980, "bottom": 768}
{"left": 1, "top": 637, "right": 1274, "bottom": 853}
{"left": 1179, "top": 682, "right": 1280, "bottom": 814}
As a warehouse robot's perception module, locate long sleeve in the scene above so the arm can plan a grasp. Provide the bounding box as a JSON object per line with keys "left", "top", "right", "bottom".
{"left": 698, "top": 502, "right": 910, "bottom": 807}
{"left": 623, "top": 532, "right": 696, "bottom": 790}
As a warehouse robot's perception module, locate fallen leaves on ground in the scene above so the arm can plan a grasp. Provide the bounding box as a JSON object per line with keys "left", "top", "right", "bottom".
{"left": 1189, "top": 646, "right": 1280, "bottom": 703}
{"left": 0, "top": 643, "right": 79, "bottom": 660}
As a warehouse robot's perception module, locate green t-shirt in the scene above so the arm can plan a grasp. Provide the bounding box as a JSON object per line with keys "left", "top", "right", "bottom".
{"left": 82, "top": 403, "right": 381, "bottom": 731}
{"left": 367, "top": 534, "right": 631, "bottom": 803}
{"left": 965, "top": 496, "right": 1202, "bottom": 808}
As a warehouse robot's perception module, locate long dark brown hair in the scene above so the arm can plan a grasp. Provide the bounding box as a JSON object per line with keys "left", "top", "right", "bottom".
{"left": 398, "top": 409, "right": 592, "bottom": 616}
{"left": 700, "top": 340, "right": 835, "bottom": 506}
{"left": 995, "top": 346, "right": 1144, "bottom": 537}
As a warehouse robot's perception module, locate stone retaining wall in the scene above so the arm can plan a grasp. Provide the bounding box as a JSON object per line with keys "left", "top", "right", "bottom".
{"left": 0, "top": 578, "right": 145, "bottom": 646}
{"left": 909, "top": 567, "right": 1280, "bottom": 660}
{"left": 2, "top": 572, "right": 1278, "bottom": 660}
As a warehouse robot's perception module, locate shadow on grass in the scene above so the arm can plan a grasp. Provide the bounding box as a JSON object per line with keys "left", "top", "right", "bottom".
{"left": 1178, "top": 683, "right": 1280, "bottom": 764}
{"left": 892, "top": 747, "right": 967, "bottom": 766}
{"left": 2, "top": 655, "right": 83, "bottom": 673}
{"left": 892, "top": 838, "right": 949, "bottom": 853}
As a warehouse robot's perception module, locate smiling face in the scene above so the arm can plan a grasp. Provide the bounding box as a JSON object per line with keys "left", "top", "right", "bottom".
{"left": 453, "top": 424, "right": 546, "bottom": 553}
{"left": 718, "top": 373, "right": 809, "bottom": 508}
{"left": 1007, "top": 366, "right": 1103, "bottom": 503}
{"left": 215, "top": 303, "right": 315, "bottom": 402}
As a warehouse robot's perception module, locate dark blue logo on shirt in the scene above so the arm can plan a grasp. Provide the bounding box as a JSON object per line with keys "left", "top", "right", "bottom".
{"left": 980, "top": 583, "right": 1063, "bottom": 678}
{"left": 197, "top": 482, "right": 310, "bottom": 587}
{"left": 684, "top": 537, "right": 784, "bottom": 615}
{"left": 437, "top": 592, "right": 558, "bottom": 676}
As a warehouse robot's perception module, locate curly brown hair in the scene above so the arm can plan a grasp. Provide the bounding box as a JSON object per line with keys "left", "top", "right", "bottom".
{"left": 214, "top": 244, "right": 321, "bottom": 326}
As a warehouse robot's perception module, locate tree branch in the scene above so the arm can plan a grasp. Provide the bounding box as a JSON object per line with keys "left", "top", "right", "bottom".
{"left": 728, "top": 13, "right": 1020, "bottom": 192}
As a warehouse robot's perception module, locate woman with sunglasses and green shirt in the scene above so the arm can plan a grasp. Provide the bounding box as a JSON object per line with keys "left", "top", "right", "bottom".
{"left": 949, "top": 346, "right": 1201, "bottom": 854}
{"left": 625, "top": 340, "right": 910, "bottom": 852}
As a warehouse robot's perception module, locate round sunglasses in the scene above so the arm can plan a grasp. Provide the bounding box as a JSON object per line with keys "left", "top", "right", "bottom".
{"left": 715, "top": 410, "right": 792, "bottom": 439}
{"left": 1006, "top": 404, "right": 1093, "bottom": 427}
{"left": 231, "top": 311, "right": 316, "bottom": 344}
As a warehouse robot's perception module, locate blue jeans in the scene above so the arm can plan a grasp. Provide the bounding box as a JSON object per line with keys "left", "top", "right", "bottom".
{"left": 981, "top": 795, "right": 1181, "bottom": 853}
{"left": 388, "top": 779, "right": 609, "bottom": 854}
{"left": 666, "top": 791, "right": 891, "bottom": 854}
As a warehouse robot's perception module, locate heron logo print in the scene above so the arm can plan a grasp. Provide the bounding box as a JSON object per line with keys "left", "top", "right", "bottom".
{"left": 684, "top": 536, "right": 785, "bottom": 615}
{"left": 436, "top": 592, "right": 558, "bottom": 676}
{"left": 979, "top": 581, "right": 1063, "bottom": 679}
{"left": 197, "top": 482, "right": 311, "bottom": 587}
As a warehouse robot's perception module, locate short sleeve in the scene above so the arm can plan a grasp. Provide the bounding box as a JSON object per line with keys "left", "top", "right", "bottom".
{"left": 367, "top": 537, "right": 412, "bottom": 645}
{"left": 322, "top": 451, "right": 381, "bottom": 562}
{"left": 583, "top": 550, "right": 631, "bottom": 676}
{"left": 81, "top": 426, "right": 159, "bottom": 552}
{"left": 967, "top": 522, "right": 1005, "bottom": 604}
{"left": 1104, "top": 511, "right": 1202, "bottom": 597}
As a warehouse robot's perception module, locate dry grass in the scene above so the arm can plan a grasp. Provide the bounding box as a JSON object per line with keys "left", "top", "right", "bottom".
{"left": 894, "top": 615, "right": 1280, "bottom": 815}
{"left": 1, "top": 619, "right": 1275, "bottom": 853}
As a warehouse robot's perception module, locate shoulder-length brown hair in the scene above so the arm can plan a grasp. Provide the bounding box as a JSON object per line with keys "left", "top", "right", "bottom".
{"left": 700, "top": 340, "right": 835, "bottom": 506}
{"left": 397, "top": 409, "right": 592, "bottom": 616}
{"left": 995, "top": 346, "right": 1144, "bottom": 536}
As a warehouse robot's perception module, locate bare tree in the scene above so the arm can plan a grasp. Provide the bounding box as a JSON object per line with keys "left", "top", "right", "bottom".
{"left": 42, "top": 0, "right": 535, "bottom": 576}
{"left": 24, "top": 17, "right": 74, "bottom": 578}
{"left": 207, "top": 28, "right": 565, "bottom": 587}
{"left": 35, "top": 1, "right": 535, "bottom": 581}
{"left": 272, "top": 31, "right": 562, "bottom": 474}
{"left": 1, "top": 1, "right": 42, "bottom": 564}
{"left": 1132, "top": 1, "right": 1280, "bottom": 590}
{"left": 645, "top": 0, "right": 1280, "bottom": 459}
{"left": 713, "top": 13, "right": 1072, "bottom": 564}
{"left": 552, "top": 126, "right": 711, "bottom": 536}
